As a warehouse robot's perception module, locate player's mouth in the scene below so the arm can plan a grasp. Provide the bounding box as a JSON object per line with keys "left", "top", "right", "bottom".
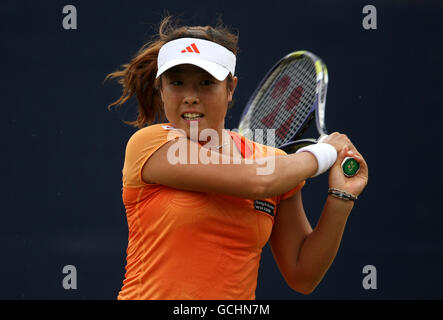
{"left": 181, "top": 112, "right": 204, "bottom": 121}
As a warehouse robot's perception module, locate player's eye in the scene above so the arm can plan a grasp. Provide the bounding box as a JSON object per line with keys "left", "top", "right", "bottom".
{"left": 200, "top": 80, "right": 213, "bottom": 86}
{"left": 170, "top": 80, "right": 183, "bottom": 86}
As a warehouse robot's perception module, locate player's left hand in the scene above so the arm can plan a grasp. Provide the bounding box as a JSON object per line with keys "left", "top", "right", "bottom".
{"left": 328, "top": 145, "right": 368, "bottom": 197}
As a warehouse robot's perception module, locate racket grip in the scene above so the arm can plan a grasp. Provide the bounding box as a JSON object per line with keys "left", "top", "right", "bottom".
{"left": 341, "top": 157, "right": 360, "bottom": 177}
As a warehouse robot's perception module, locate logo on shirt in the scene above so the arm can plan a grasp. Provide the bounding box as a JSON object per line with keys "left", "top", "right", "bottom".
{"left": 162, "top": 125, "right": 177, "bottom": 130}
{"left": 254, "top": 200, "right": 276, "bottom": 217}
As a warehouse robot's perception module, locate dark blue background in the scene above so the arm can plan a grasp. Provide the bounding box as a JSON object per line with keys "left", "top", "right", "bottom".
{"left": 2, "top": 0, "right": 442, "bottom": 299}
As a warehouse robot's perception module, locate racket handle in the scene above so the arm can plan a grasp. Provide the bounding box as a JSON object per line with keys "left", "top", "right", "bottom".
{"left": 341, "top": 157, "right": 360, "bottom": 177}
{"left": 318, "top": 135, "right": 360, "bottom": 177}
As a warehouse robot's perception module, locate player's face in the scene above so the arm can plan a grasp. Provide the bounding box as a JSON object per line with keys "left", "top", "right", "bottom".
{"left": 160, "top": 64, "right": 237, "bottom": 139}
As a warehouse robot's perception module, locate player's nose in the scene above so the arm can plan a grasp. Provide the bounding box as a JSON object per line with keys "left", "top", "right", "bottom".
{"left": 183, "top": 94, "right": 200, "bottom": 105}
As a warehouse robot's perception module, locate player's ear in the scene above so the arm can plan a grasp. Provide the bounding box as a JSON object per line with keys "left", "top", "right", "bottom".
{"left": 227, "top": 75, "right": 238, "bottom": 102}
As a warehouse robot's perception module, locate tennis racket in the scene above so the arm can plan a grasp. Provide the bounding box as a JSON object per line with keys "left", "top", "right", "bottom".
{"left": 237, "top": 50, "right": 359, "bottom": 177}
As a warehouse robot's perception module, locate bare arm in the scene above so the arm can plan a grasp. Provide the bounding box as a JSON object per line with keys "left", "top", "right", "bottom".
{"left": 270, "top": 191, "right": 353, "bottom": 294}
{"left": 270, "top": 141, "right": 369, "bottom": 294}
{"left": 143, "top": 137, "right": 318, "bottom": 199}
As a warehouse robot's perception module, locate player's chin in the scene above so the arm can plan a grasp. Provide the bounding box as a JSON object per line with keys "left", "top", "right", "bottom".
{"left": 178, "top": 117, "right": 207, "bottom": 136}
{"left": 181, "top": 118, "right": 204, "bottom": 126}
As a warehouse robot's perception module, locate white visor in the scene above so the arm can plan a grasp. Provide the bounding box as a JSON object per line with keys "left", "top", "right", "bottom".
{"left": 156, "top": 38, "right": 236, "bottom": 81}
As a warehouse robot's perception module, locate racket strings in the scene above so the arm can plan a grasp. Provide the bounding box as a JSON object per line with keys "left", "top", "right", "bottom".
{"left": 242, "top": 57, "right": 317, "bottom": 147}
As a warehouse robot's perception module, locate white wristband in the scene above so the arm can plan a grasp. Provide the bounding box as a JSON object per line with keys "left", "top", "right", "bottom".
{"left": 296, "top": 143, "right": 337, "bottom": 177}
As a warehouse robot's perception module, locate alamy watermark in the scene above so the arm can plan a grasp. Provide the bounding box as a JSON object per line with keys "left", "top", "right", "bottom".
{"left": 362, "top": 5, "right": 377, "bottom": 30}
{"left": 362, "top": 264, "right": 377, "bottom": 290}
{"left": 166, "top": 122, "right": 277, "bottom": 175}
{"left": 62, "top": 265, "right": 77, "bottom": 290}
{"left": 62, "top": 5, "right": 77, "bottom": 30}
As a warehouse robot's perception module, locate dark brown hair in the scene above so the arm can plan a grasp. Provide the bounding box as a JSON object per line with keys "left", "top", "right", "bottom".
{"left": 105, "top": 16, "right": 239, "bottom": 128}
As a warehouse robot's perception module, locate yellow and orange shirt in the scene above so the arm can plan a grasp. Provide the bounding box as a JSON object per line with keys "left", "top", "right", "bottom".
{"left": 117, "top": 123, "right": 305, "bottom": 300}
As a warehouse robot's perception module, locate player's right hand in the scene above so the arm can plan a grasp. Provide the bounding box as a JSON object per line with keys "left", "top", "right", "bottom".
{"left": 321, "top": 132, "right": 355, "bottom": 154}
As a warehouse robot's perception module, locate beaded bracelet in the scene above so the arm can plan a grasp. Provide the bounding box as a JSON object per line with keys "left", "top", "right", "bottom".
{"left": 328, "top": 188, "right": 358, "bottom": 201}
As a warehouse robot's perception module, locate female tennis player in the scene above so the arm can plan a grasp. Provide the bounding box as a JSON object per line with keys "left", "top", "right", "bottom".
{"left": 106, "top": 17, "right": 368, "bottom": 300}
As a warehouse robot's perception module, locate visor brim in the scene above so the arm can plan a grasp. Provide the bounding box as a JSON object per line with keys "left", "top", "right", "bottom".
{"left": 156, "top": 57, "right": 230, "bottom": 81}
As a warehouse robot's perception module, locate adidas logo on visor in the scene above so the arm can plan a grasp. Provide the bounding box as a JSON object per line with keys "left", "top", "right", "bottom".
{"left": 156, "top": 38, "right": 236, "bottom": 81}
{"left": 181, "top": 43, "right": 200, "bottom": 53}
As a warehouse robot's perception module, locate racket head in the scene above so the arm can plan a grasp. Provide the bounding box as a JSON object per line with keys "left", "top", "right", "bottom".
{"left": 238, "top": 51, "right": 328, "bottom": 148}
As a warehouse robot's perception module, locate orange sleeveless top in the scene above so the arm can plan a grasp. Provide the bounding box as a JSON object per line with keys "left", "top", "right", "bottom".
{"left": 117, "top": 123, "right": 305, "bottom": 300}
